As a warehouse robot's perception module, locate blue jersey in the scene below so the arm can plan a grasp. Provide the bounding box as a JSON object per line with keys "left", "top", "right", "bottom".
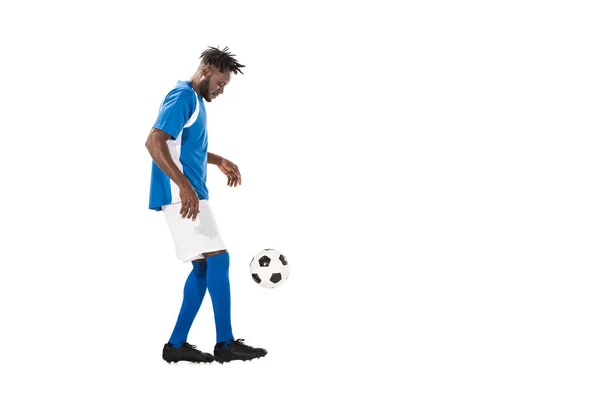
{"left": 149, "top": 81, "right": 209, "bottom": 211}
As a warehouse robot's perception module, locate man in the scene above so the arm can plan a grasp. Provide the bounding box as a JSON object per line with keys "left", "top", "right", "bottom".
{"left": 145, "top": 46, "right": 267, "bottom": 364}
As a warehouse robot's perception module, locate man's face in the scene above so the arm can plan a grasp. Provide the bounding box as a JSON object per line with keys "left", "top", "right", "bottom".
{"left": 199, "top": 67, "right": 231, "bottom": 102}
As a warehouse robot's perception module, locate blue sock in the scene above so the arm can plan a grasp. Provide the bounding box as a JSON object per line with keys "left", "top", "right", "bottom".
{"left": 206, "top": 252, "right": 234, "bottom": 343}
{"left": 168, "top": 260, "right": 207, "bottom": 348}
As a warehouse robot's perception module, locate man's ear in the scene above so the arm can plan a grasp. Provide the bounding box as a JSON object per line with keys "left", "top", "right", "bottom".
{"left": 201, "top": 64, "right": 213, "bottom": 77}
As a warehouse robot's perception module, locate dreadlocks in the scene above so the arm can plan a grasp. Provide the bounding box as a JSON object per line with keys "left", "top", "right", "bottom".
{"left": 200, "top": 46, "right": 245, "bottom": 75}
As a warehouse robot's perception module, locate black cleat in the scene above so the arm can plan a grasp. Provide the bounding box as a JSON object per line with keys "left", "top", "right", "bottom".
{"left": 214, "top": 339, "right": 267, "bottom": 363}
{"left": 162, "top": 342, "right": 214, "bottom": 364}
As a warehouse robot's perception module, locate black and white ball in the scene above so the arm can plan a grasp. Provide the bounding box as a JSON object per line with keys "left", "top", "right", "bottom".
{"left": 249, "top": 249, "right": 290, "bottom": 289}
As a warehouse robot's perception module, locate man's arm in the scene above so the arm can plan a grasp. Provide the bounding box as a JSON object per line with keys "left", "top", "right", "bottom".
{"left": 146, "top": 128, "right": 189, "bottom": 188}
{"left": 207, "top": 152, "right": 242, "bottom": 187}
{"left": 207, "top": 152, "right": 223, "bottom": 165}
{"left": 145, "top": 128, "right": 199, "bottom": 220}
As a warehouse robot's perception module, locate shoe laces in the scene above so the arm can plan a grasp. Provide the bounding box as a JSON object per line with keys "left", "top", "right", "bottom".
{"left": 182, "top": 342, "right": 197, "bottom": 350}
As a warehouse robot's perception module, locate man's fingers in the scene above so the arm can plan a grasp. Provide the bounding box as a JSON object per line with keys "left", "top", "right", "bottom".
{"left": 190, "top": 199, "right": 199, "bottom": 219}
{"left": 191, "top": 202, "right": 199, "bottom": 221}
{"left": 235, "top": 167, "right": 242, "bottom": 185}
{"left": 187, "top": 206, "right": 194, "bottom": 219}
{"left": 228, "top": 174, "right": 239, "bottom": 187}
{"left": 180, "top": 199, "right": 196, "bottom": 219}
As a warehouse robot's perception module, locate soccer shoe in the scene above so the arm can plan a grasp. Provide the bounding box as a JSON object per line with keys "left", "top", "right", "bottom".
{"left": 162, "top": 342, "right": 215, "bottom": 364}
{"left": 213, "top": 339, "right": 267, "bottom": 363}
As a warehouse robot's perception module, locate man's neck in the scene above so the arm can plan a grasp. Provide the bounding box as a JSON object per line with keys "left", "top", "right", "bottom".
{"left": 189, "top": 72, "right": 202, "bottom": 96}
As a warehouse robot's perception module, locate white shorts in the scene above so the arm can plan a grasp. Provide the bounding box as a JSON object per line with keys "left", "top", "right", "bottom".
{"left": 162, "top": 200, "right": 227, "bottom": 263}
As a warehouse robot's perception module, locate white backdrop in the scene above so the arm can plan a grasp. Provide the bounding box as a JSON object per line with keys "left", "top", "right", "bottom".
{"left": 1, "top": 0, "right": 599, "bottom": 399}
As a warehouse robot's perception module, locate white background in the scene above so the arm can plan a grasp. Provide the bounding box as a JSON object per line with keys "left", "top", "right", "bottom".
{"left": 1, "top": 0, "right": 599, "bottom": 399}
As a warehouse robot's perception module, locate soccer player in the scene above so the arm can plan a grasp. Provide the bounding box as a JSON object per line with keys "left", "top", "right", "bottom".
{"left": 145, "top": 46, "right": 267, "bottom": 364}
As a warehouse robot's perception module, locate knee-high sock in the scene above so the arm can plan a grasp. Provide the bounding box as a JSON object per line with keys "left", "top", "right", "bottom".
{"left": 206, "top": 252, "right": 234, "bottom": 343}
{"left": 168, "top": 260, "right": 207, "bottom": 348}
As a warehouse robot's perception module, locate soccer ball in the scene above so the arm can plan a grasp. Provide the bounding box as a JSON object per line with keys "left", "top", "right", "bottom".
{"left": 249, "top": 249, "right": 290, "bottom": 289}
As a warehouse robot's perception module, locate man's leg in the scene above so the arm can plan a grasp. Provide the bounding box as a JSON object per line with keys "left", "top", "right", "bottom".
{"left": 204, "top": 249, "right": 268, "bottom": 363}
{"left": 162, "top": 259, "right": 214, "bottom": 363}
{"left": 204, "top": 250, "right": 234, "bottom": 343}
{"left": 168, "top": 259, "right": 208, "bottom": 347}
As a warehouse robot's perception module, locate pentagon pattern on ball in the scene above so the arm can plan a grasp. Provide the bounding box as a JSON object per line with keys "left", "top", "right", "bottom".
{"left": 270, "top": 273, "right": 282, "bottom": 283}
{"left": 258, "top": 255, "right": 271, "bottom": 267}
{"left": 279, "top": 254, "right": 288, "bottom": 265}
{"left": 252, "top": 274, "right": 261, "bottom": 283}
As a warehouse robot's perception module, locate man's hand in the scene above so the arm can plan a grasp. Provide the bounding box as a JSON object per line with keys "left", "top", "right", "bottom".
{"left": 179, "top": 183, "right": 200, "bottom": 221}
{"left": 218, "top": 158, "right": 242, "bottom": 187}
